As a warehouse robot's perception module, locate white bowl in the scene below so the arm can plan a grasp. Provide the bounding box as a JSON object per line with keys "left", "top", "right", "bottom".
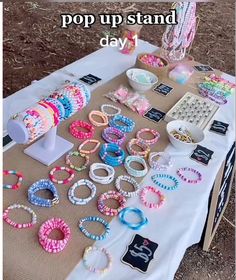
{"left": 166, "top": 120, "right": 205, "bottom": 151}
{"left": 126, "top": 68, "right": 158, "bottom": 92}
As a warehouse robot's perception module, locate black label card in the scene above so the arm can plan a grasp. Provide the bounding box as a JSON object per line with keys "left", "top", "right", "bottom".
{"left": 121, "top": 234, "right": 158, "bottom": 273}
{"left": 194, "top": 65, "right": 214, "bottom": 72}
{"left": 79, "top": 74, "right": 102, "bottom": 85}
{"left": 190, "top": 145, "right": 214, "bottom": 165}
{"left": 143, "top": 108, "right": 166, "bottom": 123}
{"left": 153, "top": 83, "right": 173, "bottom": 96}
{"left": 209, "top": 120, "right": 229, "bottom": 135}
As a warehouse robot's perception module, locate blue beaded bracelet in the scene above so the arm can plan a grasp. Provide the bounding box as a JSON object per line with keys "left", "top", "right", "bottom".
{"left": 58, "top": 95, "right": 73, "bottom": 119}
{"left": 99, "top": 143, "right": 126, "bottom": 167}
{"left": 78, "top": 216, "right": 110, "bottom": 240}
{"left": 151, "top": 174, "right": 179, "bottom": 191}
{"left": 44, "top": 97, "right": 65, "bottom": 121}
{"left": 109, "top": 114, "right": 135, "bottom": 133}
{"left": 119, "top": 207, "right": 148, "bottom": 230}
{"left": 28, "top": 179, "right": 59, "bottom": 207}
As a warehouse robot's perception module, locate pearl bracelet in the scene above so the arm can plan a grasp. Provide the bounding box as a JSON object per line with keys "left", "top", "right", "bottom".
{"left": 102, "top": 127, "right": 126, "bottom": 146}
{"left": 151, "top": 174, "right": 179, "bottom": 191}
{"left": 124, "top": 155, "right": 148, "bottom": 177}
{"left": 99, "top": 143, "right": 126, "bottom": 167}
{"left": 149, "top": 152, "right": 172, "bottom": 171}
{"left": 89, "top": 163, "right": 115, "bottom": 184}
{"left": 66, "top": 151, "right": 89, "bottom": 172}
{"left": 89, "top": 110, "right": 109, "bottom": 127}
{"left": 140, "top": 186, "right": 165, "bottom": 209}
{"left": 115, "top": 175, "right": 141, "bottom": 197}
{"left": 49, "top": 166, "right": 75, "bottom": 184}
{"left": 101, "top": 103, "right": 121, "bottom": 117}
{"left": 176, "top": 167, "right": 202, "bottom": 183}
{"left": 68, "top": 179, "right": 96, "bottom": 205}
{"left": 3, "top": 170, "right": 23, "bottom": 190}
{"left": 119, "top": 207, "right": 148, "bottom": 230}
{"left": 109, "top": 114, "right": 135, "bottom": 133}
{"left": 70, "top": 120, "right": 95, "bottom": 139}
{"left": 127, "top": 138, "right": 150, "bottom": 158}
{"left": 136, "top": 128, "right": 160, "bottom": 145}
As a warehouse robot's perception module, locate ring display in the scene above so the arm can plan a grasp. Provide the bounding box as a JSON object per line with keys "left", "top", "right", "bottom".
{"left": 124, "top": 155, "right": 148, "bottom": 177}
{"left": 115, "top": 175, "right": 141, "bottom": 197}
{"left": 89, "top": 163, "right": 115, "bottom": 184}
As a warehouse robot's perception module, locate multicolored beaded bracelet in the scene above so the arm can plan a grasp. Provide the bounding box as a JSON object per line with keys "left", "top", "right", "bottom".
{"left": 3, "top": 170, "right": 23, "bottom": 190}
{"left": 38, "top": 218, "right": 71, "bottom": 253}
{"left": 68, "top": 179, "right": 96, "bottom": 205}
{"left": 102, "top": 127, "right": 126, "bottom": 146}
{"left": 176, "top": 167, "right": 202, "bottom": 183}
{"left": 66, "top": 151, "right": 89, "bottom": 172}
{"left": 149, "top": 152, "right": 172, "bottom": 171}
{"left": 115, "top": 175, "right": 141, "bottom": 197}
{"left": 28, "top": 179, "right": 60, "bottom": 207}
{"left": 124, "top": 155, "right": 148, "bottom": 177}
{"left": 83, "top": 246, "right": 112, "bottom": 274}
{"left": 101, "top": 104, "right": 121, "bottom": 117}
{"left": 99, "top": 143, "right": 126, "bottom": 167}
{"left": 151, "top": 174, "right": 179, "bottom": 191}
{"left": 3, "top": 204, "right": 37, "bottom": 229}
{"left": 78, "top": 139, "right": 100, "bottom": 154}
{"left": 127, "top": 138, "right": 150, "bottom": 158}
{"left": 89, "top": 163, "right": 115, "bottom": 185}
{"left": 140, "top": 186, "right": 165, "bottom": 209}
{"left": 109, "top": 114, "right": 135, "bottom": 133}
{"left": 97, "top": 190, "right": 126, "bottom": 216}
{"left": 49, "top": 166, "right": 75, "bottom": 184}
{"left": 79, "top": 216, "right": 110, "bottom": 240}
{"left": 69, "top": 120, "right": 95, "bottom": 139}
{"left": 136, "top": 128, "right": 160, "bottom": 145}
{"left": 89, "top": 110, "right": 109, "bottom": 127}
{"left": 119, "top": 207, "right": 148, "bottom": 230}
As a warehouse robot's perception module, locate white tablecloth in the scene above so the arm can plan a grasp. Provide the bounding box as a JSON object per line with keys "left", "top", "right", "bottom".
{"left": 3, "top": 40, "right": 235, "bottom": 280}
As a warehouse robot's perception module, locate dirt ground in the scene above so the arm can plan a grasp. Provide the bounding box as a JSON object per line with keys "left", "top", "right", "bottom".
{"left": 3, "top": 1, "right": 235, "bottom": 280}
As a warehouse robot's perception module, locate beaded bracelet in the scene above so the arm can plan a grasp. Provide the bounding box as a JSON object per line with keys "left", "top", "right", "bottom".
{"left": 3, "top": 170, "right": 23, "bottom": 190}
{"left": 44, "top": 97, "right": 65, "bottom": 121}
{"left": 99, "top": 143, "right": 126, "bottom": 167}
{"left": 70, "top": 120, "right": 95, "bottom": 139}
{"left": 127, "top": 138, "right": 150, "bottom": 158}
{"left": 115, "top": 175, "right": 141, "bottom": 197}
{"left": 119, "top": 207, "right": 148, "bottom": 230}
{"left": 3, "top": 204, "right": 37, "bottom": 229}
{"left": 97, "top": 190, "right": 126, "bottom": 216}
{"left": 176, "top": 167, "right": 202, "bottom": 184}
{"left": 89, "top": 110, "right": 109, "bottom": 127}
{"left": 38, "top": 218, "right": 71, "bottom": 253}
{"left": 109, "top": 114, "right": 135, "bottom": 133}
{"left": 136, "top": 128, "right": 160, "bottom": 145}
{"left": 149, "top": 152, "right": 172, "bottom": 171}
{"left": 101, "top": 104, "right": 121, "bottom": 117}
{"left": 28, "top": 179, "right": 59, "bottom": 207}
{"left": 102, "top": 127, "right": 126, "bottom": 146}
{"left": 151, "top": 174, "right": 179, "bottom": 191}
{"left": 49, "top": 166, "right": 75, "bottom": 184}
{"left": 78, "top": 139, "right": 100, "bottom": 154}
{"left": 89, "top": 163, "right": 115, "bottom": 185}
{"left": 68, "top": 179, "right": 96, "bottom": 205}
{"left": 66, "top": 151, "right": 89, "bottom": 172}
{"left": 140, "top": 186, "right": 165, "bottom": 209}
{"left": 124, "top": 155, "right": 148, "bottom": 177}
{"left": 79, "top": 216, "right": 110, "bottom": 240}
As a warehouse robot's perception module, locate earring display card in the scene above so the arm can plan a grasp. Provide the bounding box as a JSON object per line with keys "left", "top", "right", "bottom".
{"left": 190, "top": 145, "right": 214, "bottom": 166}
{"left": 209, "top": 120, "right": 229, "bottom": 135}
{"left": 153, "top": 83, "right": 173, "bottom": 96}
{"left": 143, "top": 107, "right": 166, "bottom": 123}
{"left": 193, "top": 65, "right": 214, "bottom": 72}
{"left": 79, "top": 74, "right": 102, "bottom": 86}
{"left": 121, "top": 234, "right": 158, "bottom": 273}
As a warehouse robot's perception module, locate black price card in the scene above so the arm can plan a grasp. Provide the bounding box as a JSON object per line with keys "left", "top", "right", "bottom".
{"left": 121, "top": 234, "right": 158, "bottom": 273}
{"left": 193, "top": 65, "right": 214, "bottom": 72}
{"left": 190, "top": 145, "right": 214, "bottom": 165}
{"left": 153, "top": 83, "right": 173, "bottom": 96}
{"left": 143, "top": 107, "right": 166, "bottom": 123}
{"left": 79, "top": 74, "right": 102, "bottom": 85}
{"left": 209, "top": 120, "right": 229, "bottom": 135}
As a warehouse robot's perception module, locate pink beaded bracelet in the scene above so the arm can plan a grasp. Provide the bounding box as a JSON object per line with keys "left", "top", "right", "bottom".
{"left": 140, "top": 186, "right": 165, "bottom": 209}
{"left": 3, "top": 170, "right": 23, "bottom": 190}
{"left": 38, "top": 218, "right": 71, "bottom": 253}
{"left": 176, "top": 167, "right": 202, "bottom": 184}
{"left": 49, "top": 166, "right": 75, "bottom": 184}
{"left": 136, "top": 128, "right": 160, "bottom": 145}
{"left": 70, "top": 120, "right": 95, "bottom": 139}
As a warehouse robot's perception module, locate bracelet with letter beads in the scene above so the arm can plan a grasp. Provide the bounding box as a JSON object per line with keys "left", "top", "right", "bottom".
{"left": 149, "top": 152, "right": 172, "bottom": 171}
{"left": 101, "top": 104, "right": 121, "bottom": 117}
{"left": 49, "top": 166, "right": 75, "bottom": 184}
{"left": 102, "top": 127, "right": 126, "bottom": 146}
{"left": 70, "top": 120, "right": 95, "bottom": 139}
{"left": 127, "top": 138, "right": 150, "bottom": 158}
{"left": 118, "top": 207, "right": 148, "bottom": 230}
{"left": 136, "top": 128, "right": 160, "bottom": 145}
{"left": 115, "top": 175, "right": 141, "bottom": 197}
{"left": 78, "top": 139, "right": 100, "bottom": 154}
{"left": 66, "top": 151, "right": 89, "bottom": 172}
{"left": 151, "top": 174, "right": 179, "bottom": 191}
{"left": 176, "top": 167, "right": 202, "bottom": 183}
{"left": 89, "top": 163, "right": 115, "bottom": 184}
{"left": 109, "top": 114, "right": 135, "bottom": 133}
{"left": 140, "top": 186, "right": 165, "bottom": 209}
{"left": 3, "top": 170, "right": 23, "bottom": 190}
{"left": 124, "top": 155, "right": 148, "bottom": 177}
{"left": 89, "top": 110, "right": 109, "bottom": 127}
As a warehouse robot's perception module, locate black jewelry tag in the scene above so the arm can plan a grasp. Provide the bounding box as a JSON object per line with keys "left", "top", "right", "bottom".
{"left": 190, "top": 145, "right": 214, "bottom": 165}
{"left": 193, "top": 65, "right": 214, "bottom": 72}
{"left": 209, "top": 120, "right": 229, "bottom": 135}
{"left": 143, "top": 108, "right": 166, "bottom": 123}
{"left": 79, "top": 74, "right": 102, "bottom": 85}
{"left": 121, "top": 234, "right": 158, "bottom": 273}
{"left": 153, "top": 83, "right": 173, "bottom": 96}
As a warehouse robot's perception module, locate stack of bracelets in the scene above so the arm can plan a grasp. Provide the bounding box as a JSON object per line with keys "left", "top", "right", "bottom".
{"left": 89, "top": 163, "right": 115, "bottom": 184}
{"left": 124, "top": 156, "right": 148, "bottom": 177}
{"left": 149, "top": 152, "right": 172, "bottom": 171}
{"left": 38, "top": 218, "right": 71, "bottom": 253}
{"left": 66, "top": 151, "right": 89, "bottom": 172}
{"left": 3, "top": 170, "right": 23, "bottom": 190}
{"left": 151, "top": 174, "right": 179, "bottom": 191}
{"left": 102, "top": 127, "right": 126, "bottom": 146}
{"left": 115, "top": 175, "right": 140, "bottom": 197}
{"left": 78, "top": 139, "right": 101, "bottom": 154}
{"left": 101, "top": 103, "right": 121, "bottom": 117}
{"left": 88, "top": 110, "right": 109, "bottom": 127}
{"left": 97, "top": 190, "right": 126, "bottom": 216}
{"left": 127, "top": 138, "right": 150, "bottom": 158}
{"left": 49, "top": 166, "right": 75, "bottom": 184}
{"left": 119, "top": 207, "right": 148, "bottom": 230}
{"left": 99, "top": 143, "right": 126, "bottom": 167}
{"left": 109, "top": 114, "right": 135, "bottom": 133}
{"left": 136, "top": 128, "right": 160, "bottom": 145}
{"left": 69, "top": 120, "right": 95, "bottom": 139}
{"left": 140, "top": 186, "right": 165, "bottom": 209}
{"left": 28, "top": 179, "right": 59, "bottom": 207}
{"left": 176, "top": 167, "right": 202, "bottom": 183}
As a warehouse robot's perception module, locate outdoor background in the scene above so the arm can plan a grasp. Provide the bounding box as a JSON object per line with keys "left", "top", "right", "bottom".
{"left": 3, "top": 1, "right": 235, "bottom": 279}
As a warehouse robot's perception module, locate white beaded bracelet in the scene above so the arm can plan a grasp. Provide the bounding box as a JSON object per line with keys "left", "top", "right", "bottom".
{"left": 124, "top": 155, "right": 148, "bottom": 177}
{"left": 89, "top": 163, "right": 115, "bottom": 184}
{"left": 115, "top": 175, "right": 141, "bottom": 197}
{"left": 101, "top": 104, "right": 121, "bottom": 117}
{"left": 148, "top": 152, "right": 172, "bottom": 171}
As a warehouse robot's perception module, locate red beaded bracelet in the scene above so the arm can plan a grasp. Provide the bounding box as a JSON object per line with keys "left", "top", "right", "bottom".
{"left": 140, "top": 186, "right": 165, "bottom": 209}
{"left": 70, "top": 120, "right": 95, "bottom": 139}
{"left": 3, "top": 170, "right": 23, "bottom": 190}
{"left": 49, "top": 166, "right": 75, "bottom": 184}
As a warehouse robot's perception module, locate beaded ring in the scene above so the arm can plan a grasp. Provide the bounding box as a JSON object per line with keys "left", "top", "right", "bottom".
{"left": 78, "top": 139, "right": 100, "bottom": 154}
{"left": 115, "top": 175, "right": 141, "bottom": 197}
{"left": 68, "top": 179, "right": 96, "bottom": 205}
{"left": 102, "top": 127, "right": 126, "bottom": 146}
{"left": 49, "top": 166, "right": 75, "bottom": 184}
{"left": 83, "top": 246, "right": 112, "bottom": 274}
{"left": 79, "top": 216, "right": 110, "bottom": 240}
{"left": 176, "top": 167, "right": 202, "bottom": 183}
{"left": 149, "top": 152, "right": 172, "bottom": 171}
{"left": 66, "top": 151, "right": 89, "bottom": 172}
{"left": 89, "top": 163, "right": 115, "bottom": 185}
{"left": 3, "top": 170, "right": 23, "bottom": 190}
{"left": 3, "top": 204, "right": 37, "bottom": 229}
{"left": 136, "top": 128, "right": 160, "bottom": 145}
{"left": 119, "top": 207, "right": 148, "bottom": 230}
{"left": 89, "top": 110, "right": 109, "bottom": 127}
{"left": 124, "top": 155, "right": 148, "bottom": 177}
{"left": 38, "top": 218, "right": 71, "bottom": 253}
{"left": 101, "top": 104, "right": 121, "bottom": 117}
{"left": 127, "top": 138, "right": 150, "bottom": 158}
{"left": 140, "top": 186, "right": 165, "bottom": 209}
{"left": 99, "top": 143, "right": 126, "bottom": 167}
{"left": 109, "top": 114, "right": 135, "bottom": 133}
{"left": 70, "top": 120, "right": 95, "bottom": 139}
{"left": 97, "top": 190, "right": 126, "bottom": 216}
{"left": 151, "top": 174, "right": 179, "bottom": 191}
